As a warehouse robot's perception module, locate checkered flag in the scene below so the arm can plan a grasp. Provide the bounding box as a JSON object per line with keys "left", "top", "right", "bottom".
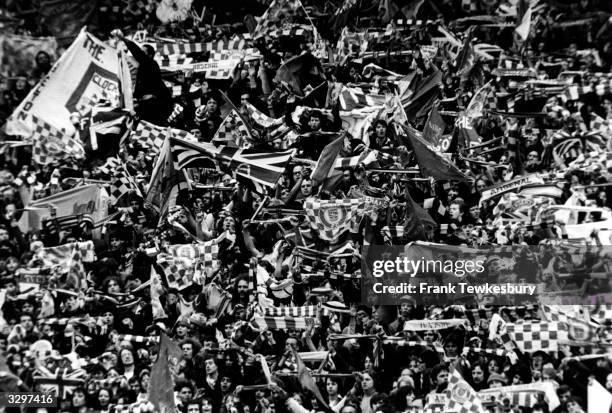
{"left": 445, "top": 370, "right": 485, "bottom": 413}
{"left": 166, "top": 242, "right": 219, "bottom": 268}
{"left": 128, "top": 120, "right": 193, "bottom": 155}
{"left": 505, "top": 321, "right": 567, "bottom": 353}
{"left": 212, "top": 109, "right": 250, "bottom": 146}
{"left": 110, "top": 173, "right": 141, "bottom": 205}
{"left": 304, "top": 198, "right": 365, "bottom": 242}
{"left": 31, "top": 115, "right": 85, "bottom": 165}
{"left": 156, "top": 253, "right": 194, "bottom": 290}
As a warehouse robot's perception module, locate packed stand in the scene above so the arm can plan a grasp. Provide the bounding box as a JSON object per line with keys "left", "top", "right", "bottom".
{"left": 2, "top": 0, "right": 612, "bottom": 412}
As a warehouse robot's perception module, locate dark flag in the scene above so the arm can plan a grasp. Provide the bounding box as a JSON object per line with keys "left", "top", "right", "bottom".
{"left": 423, "top": 105, "right": 446, "bottom": 147}
{"left": 403, "top": 68, "right": 443, "bottom": 122}
{"left": 310, "top": 134, "right": 344, "bottom": 189}
{"left": 403, "top": 184, "right": 436, "bottom": 241}
{"left": 275, "top": 52, "right": 326, "bottom": 96}
{"left": 291, "top": 348, "right": 330, "bottom": 411}
{"left": 398, "top": 124, "right": 469, "bottom": 182}
{"left": 148, "top": 333, "right": 182, "bottom": 413}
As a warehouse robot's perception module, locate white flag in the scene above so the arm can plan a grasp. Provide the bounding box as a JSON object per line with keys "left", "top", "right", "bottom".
{"left": 5, "top": 28, "right": 128, "bottom": 139}
{"left": 515, "top": 6, "right": 532, "bottom": 41}
{"left": 588, "top": 378, "right": 612, "bottom": 413}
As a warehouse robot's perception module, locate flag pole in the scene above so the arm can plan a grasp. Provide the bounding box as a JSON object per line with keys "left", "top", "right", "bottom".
{"left": 250, "top": 195, "right": 269, "bottom": 221}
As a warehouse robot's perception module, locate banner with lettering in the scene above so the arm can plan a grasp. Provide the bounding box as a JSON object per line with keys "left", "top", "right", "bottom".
{"left": 403, "top": 319, "right": 468, "bottom": 331}
{"left": 480, "top": 174, "right": 544, "bottom": 203}
{"left": 5, "top": 29, "right": 128, "bottom": 140}
{"left": 0, "top": 34, "right": 58, "bottom": 77}
{"left": 17, "top": 184, "right": 109, "bottom": 233}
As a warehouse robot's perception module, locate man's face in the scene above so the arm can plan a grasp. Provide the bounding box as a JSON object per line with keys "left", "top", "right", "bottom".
{"left": 301, "top": 180, "right": 312, "bottom": 196}
{"left": 182, "top": 343, "right": 193, "bottom": 359}
{"left": 559, "top": 390, "right": 571, "bottom": 404}
{"left": 20, "top": 315, "right": 33, "bottom": 331}
{"left": 472, "top": 366, "right": 484, "bottom": 383}
{"left": 308, "top": 116, "right": 321, "bottom": 131}
{"left": 449, "top": 204, "right": 461, "bottom": 220}
{"left": 469, "top": 206, "right": 480, "bottom": 219}
{"left": 220, "top": 376, "right": 232, "bottom": 392}
{"left": 201, "top": 399, "right": 213, "bottom": 413}
{"left": 293, "top": 166, "right": 303, "bottom": 181}
{"left": 0, "top": 229, "right": 9, "bottom": 242}
{"left": 121, "top": 350, "right": 134, "bottom": 365}
{"left": 176, "top": 325, "right": 188, "bottom": 337}
{"left": 206, "top": 99, "right": 218, "bottom": 113}
{"left": 375, "top": 124, "right": 386, "bottom": 138}
{"left": 237, "top": 280, "right": 249, "bottom": 296}
{"left": 436, "top": 370, "right": 449, "bottom": 386}
{"left": 179, "top": 387, "right": 193, "bottom": 402}
{"left": 187, "top": 405, "right": 200, "bottom": 413}
{"left": 205, "top": 358, "right": 218, "bottom": 375}
{"left": 240, "top": 94, "right": 250, "bottom": 106}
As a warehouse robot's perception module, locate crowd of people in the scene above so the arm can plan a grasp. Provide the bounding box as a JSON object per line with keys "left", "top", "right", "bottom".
{"left": 2, "top": 0, "right": 612, "bottom": 412}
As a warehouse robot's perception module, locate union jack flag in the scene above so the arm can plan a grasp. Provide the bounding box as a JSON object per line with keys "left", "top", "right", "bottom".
{"left": 33, "top": 367, "right": 87, "bottom": 398}
{"left": 170, "top": 136, "right": 294, "bottom": 191}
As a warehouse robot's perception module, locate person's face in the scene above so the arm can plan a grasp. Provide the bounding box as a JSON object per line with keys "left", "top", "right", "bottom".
{"left": 187, "top": 404, "right": 201, "bottom": 413}
{"left": 110, "top": 237, "right": 122, "bottom": 250}
{"left": 176, "top": 325, "right": 188, "bottom": 336}
{"left": 98, "top": 390, "right": 110, "bottom": 406}
{"left": 182, "top": 343, "right": 193, "bottom": 359}
{"left": 200, "top": 399, "right": 213, "bottom": 413}
{"left": 472, "top": 366, "right": 484, "bottom": 383}
{"left": 179, "top": 386, "right": 193, "bottom": 402}
{"left": 489, "top": 360, "right": 499, "bottom": 373}
{"left": 102, "top": 311, "right": 114, "bottom": 325}
{"left": 240, "top": 94, "right": 250, "bottom": 106}
{"left": 205, "top": 358, "right": 218, "bottom": 375}
{"left": 364, "top": 356, "right": 373, "bottom": 370}
{"left": 308, "top": 116, "right": 321, "bottom": 131}
{"left": 469, "top": 206, "right": 480, "bottom": 219}
{"left": 375, "top": 123, "right": 386, "bottom": 138}
{"left": 286, "top": 337, "right": 298, "bottom": 350}
{"left": 237, "top": 280, "right": 249, "bottom": 296}
{"left": 121, "top": 349, "right": 134, "bottom": 365}
{"left": 436, "top": 370, "right": 449, "bottom": 386}
{"left": 361, "top": 373, "right": 374, "bottom": 390}
{"left": 528, "top": 152, "right": 538, "bottom": 162}
{"left": 448, "top": 189, "right": 459, "bottom": 201}
{"left": 73, "top": 391, "right": 86, "bottom": 407}
{"left": 326, "top": 379, "right": 339, "bottom": 395}
{"left": 293, "top": 166, "right": 303, "bottom": 181}
{"left": 449, "top": 204, "right": 461, "bottom": 220}
{"left": 21, "top": 301, "right": 34, "bottom": 314}
{"left": 300, "top": 180, "right": 312, "bottom": 196}
{"left": 220, "top": 376, "right": 232, "bottom": 392}
{"left": 107, "top": 279, "right": 120, "bottom": 293}
{"left": 559, "top": 390, "right": 571, "bottom": 404}
{"left": 532, "top": 355, "right": 543, "bottom": 370}
{"left": 223, "top": 216, "right": 235, "bottom": 232}
{"left": 0, "top": 229, "right": 9, "bottom": 242}
{"left": 206, "top": 99, "right": 218, "bottom": 113}
{"left": 444, "top": 341, "right": 458, "bottom": 356}
{"left": 20, "top": 315, "right": 33, "bottom": 331}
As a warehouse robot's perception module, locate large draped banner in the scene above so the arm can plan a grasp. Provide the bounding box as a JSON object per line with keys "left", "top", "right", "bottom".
{"left": 5, "top": 29, "right": 130, "bottom": 140}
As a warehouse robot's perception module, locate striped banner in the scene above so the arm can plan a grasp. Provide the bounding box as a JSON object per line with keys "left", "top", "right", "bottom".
{"left": 263, "top": 305, "right": 329, "bottom": 317}
{"left": 250, "top": 315, "right": 315, "bottom": 330}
